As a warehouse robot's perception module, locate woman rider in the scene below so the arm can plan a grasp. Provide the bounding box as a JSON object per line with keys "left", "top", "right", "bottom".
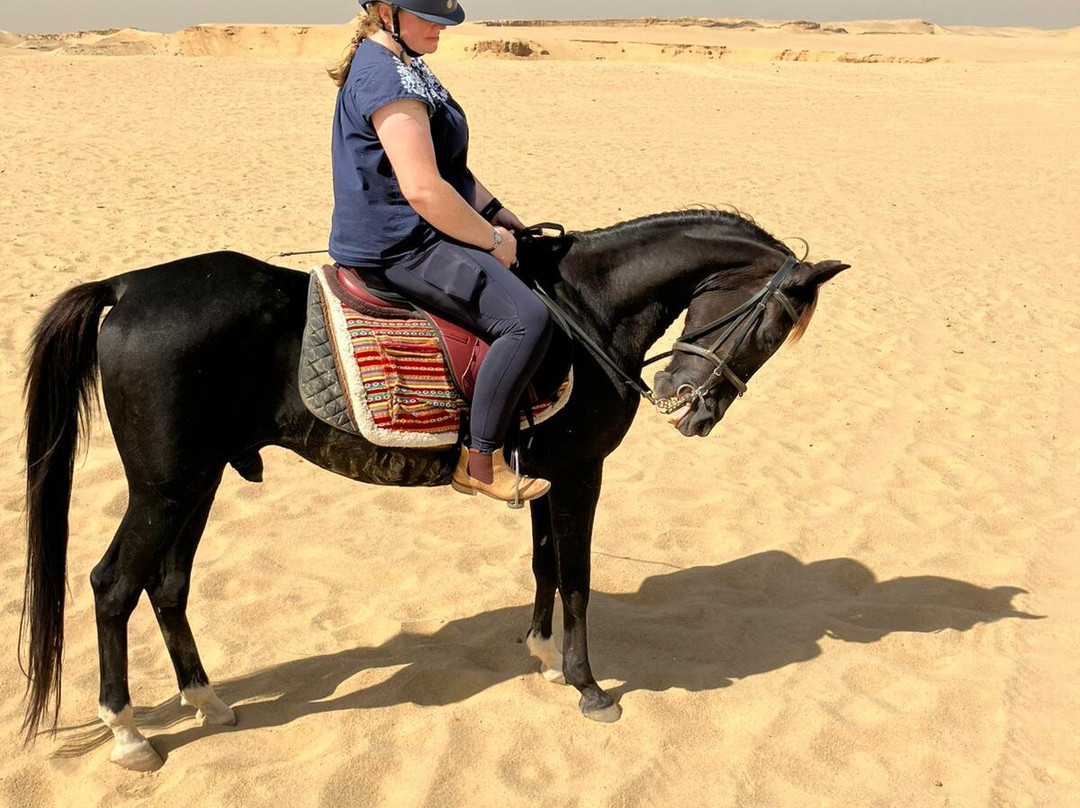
{"left": 327, "top": 1, "right": 553, "bottom": 503}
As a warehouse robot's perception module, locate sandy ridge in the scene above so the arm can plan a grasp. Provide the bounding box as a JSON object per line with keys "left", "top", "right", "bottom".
{"left": 476, "top": 17, "right": 948, "bottom": 35}
{"left": 3, "top": 17, "right": 1077, "bottom": 63}
{"left": 470, "top": 38, "right": 942, "bottom": 64}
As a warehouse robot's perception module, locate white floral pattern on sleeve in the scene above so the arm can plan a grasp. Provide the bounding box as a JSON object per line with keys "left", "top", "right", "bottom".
{"left": 393, "top": 57, "right": 450, "bottom": 115}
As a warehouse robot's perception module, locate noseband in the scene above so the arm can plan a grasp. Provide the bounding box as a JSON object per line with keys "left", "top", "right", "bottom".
{"left": 646, "top": 255, "right": 800, "bottom": 412}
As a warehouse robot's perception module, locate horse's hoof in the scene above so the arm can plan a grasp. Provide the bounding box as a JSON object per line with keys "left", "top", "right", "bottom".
{"left": 110, "top": 739, "right": 163, "bottom": 772}
{"left": 183, "top": 686, "right": 237, "bottom": 726}
{"left": 197, "top": 703, "right": 237, "bottom": 726}
{"left": 541, "top": 665, "right": 566, "bottom": 684}
{"left": 579, "top": 693, "right": 622, "bottom": 723}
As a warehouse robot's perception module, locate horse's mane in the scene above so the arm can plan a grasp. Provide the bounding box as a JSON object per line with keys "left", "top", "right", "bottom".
{"left": 570, "top": 208, "right": 795, "bottom": 257}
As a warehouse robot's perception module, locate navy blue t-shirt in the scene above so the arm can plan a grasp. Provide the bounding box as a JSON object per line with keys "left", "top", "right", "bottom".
{"left": 329, "top": 38, "right": 476, "bottom": 268}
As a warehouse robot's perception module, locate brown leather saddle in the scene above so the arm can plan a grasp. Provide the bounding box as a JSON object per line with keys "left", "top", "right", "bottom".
{"left": 326, "top": 265, "right": 570, "bottom": 405}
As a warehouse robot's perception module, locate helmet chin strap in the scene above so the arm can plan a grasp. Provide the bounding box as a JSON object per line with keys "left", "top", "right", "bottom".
{"left": 387, "top": 5, "right": 424, "bottom": 59}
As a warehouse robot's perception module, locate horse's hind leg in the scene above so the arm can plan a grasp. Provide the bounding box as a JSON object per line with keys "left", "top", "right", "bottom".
{"left": 92, "top": 474, "right": 221, "bottom": 771}
{"left": 144, "top": 474, "right": 235, "bottom": 727}
{"left": 526, "top": 498, "right": 564, "bottom": 683}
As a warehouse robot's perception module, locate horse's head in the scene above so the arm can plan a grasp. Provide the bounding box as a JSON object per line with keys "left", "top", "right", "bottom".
{"left": 653, "top": 258, "right": 849, "bottom": 437}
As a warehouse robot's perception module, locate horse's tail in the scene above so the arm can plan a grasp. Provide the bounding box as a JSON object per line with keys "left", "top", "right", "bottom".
{"left": 21, "top": 278, "right": 117, "bottom": 743}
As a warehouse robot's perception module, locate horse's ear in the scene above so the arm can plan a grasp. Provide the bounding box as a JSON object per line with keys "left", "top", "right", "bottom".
{"left": 794, "top": 260, "right": 850, "bottom": 288}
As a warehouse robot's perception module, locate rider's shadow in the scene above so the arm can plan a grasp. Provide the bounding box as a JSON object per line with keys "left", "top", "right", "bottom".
{"left": 52, "top": 550, "right": 1038, "bottom": 761}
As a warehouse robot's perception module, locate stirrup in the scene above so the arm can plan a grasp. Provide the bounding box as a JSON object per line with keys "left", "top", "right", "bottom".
{"left": 507, "top": 448, "right": 524, "bottom": 511}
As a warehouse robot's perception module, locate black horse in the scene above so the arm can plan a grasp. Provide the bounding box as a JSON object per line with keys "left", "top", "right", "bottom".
{"left": 22, "top": 209, "right": 847, "bottom": 770}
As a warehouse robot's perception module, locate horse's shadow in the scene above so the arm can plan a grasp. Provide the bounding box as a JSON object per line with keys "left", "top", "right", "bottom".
{"left": 53, "top": 550, "right": 1038, "bottom": 760}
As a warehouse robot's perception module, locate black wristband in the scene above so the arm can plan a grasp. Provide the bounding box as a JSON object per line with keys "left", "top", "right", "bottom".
{"left": 479, "top": 198, "right": 503, "bottom": 222}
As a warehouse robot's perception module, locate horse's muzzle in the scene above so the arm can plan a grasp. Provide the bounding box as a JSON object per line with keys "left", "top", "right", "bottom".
{"left": 653, "top": 371, "right": 733, "bottom": 437}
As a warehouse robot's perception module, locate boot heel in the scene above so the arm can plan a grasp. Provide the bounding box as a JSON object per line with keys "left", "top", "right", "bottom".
{"left": 450, "top": 480, "right": 476, "bottom": 496}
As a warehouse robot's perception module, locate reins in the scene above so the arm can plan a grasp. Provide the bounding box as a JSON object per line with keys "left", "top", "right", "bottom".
{"left": 518, "top": 223, "right": 659, "bottom": 404}
{"left": 531, "top": 284, "right": 659, "bottom": 404}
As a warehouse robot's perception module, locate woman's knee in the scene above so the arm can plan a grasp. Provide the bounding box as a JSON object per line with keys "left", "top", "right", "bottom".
{"left": 516, "top": 296, "right": 553, "bottom": 343}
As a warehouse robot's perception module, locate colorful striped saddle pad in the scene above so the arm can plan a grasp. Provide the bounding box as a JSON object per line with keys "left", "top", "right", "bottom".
{"left": 299, "top": 264, "right": 573, "bottom": 449}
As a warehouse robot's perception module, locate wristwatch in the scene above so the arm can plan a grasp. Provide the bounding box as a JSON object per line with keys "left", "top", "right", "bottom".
{"left": 485, "top": 228, "right": 502, "bottom": 253}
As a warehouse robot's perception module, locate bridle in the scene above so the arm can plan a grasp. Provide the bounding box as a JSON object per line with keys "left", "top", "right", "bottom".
{"left": 645, "top": 255, "right": 800, "bottom": 413}
{"left": 527, "top": 235, "right": 800, "bottom": 413}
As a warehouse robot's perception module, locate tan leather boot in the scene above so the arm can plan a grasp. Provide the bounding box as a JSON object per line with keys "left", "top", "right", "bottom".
{"left": 451, "top": 446, "right": 551, "bottom": 503}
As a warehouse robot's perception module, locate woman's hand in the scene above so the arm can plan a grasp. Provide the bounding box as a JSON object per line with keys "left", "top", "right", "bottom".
{"left": 492, "top": 207, "right": 525, "bottom": 232}
{"left": 490, "top": 225, "right": 517, "bottom": 268}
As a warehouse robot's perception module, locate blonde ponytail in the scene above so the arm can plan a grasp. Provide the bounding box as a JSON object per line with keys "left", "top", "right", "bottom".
{"left": 327, "top": 6, "right": 384, "bottom": 87}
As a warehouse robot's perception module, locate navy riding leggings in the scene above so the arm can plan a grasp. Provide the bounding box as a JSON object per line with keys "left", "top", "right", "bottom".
{"left": 382, "top": 241, "right": 553, "bottom": 453}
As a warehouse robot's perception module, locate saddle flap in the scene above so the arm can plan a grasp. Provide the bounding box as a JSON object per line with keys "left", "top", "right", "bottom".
{"left": 426, "top": 312, "right": 489, "bottom": 401}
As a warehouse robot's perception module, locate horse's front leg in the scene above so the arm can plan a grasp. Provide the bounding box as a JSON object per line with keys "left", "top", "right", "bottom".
{"left": 550, "top": 461, "right": 621, "bottom": 722}
{"left": 526, "top": 497, "right": 564, "bottom": 683}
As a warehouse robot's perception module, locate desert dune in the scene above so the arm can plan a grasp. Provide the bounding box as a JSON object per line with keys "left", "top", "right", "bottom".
{"left": 1, "top": 16, "right": 1078, "bottom": 808}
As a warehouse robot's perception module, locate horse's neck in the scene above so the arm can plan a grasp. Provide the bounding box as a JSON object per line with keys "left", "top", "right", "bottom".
{"left": 555, "top": 231, "right": 784, "bottom": 368}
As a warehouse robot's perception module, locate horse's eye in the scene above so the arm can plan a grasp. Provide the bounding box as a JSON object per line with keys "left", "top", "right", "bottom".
{"left": 760, "top": 327, "right": 782, "bottom": 353}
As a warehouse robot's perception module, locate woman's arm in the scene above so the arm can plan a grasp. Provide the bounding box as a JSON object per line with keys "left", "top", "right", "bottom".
{"left": 372, "top": 99, "right": 516, "bottom": 267}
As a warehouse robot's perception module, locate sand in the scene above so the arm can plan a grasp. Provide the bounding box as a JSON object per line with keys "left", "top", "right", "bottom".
{"left": 1, "top": 16, "right": 1078, "bottom": 808}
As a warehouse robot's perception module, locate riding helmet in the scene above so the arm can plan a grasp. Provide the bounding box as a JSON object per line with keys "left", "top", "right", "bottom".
{"left": 362, "top": 0, "right": 466, "bottom": 26}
